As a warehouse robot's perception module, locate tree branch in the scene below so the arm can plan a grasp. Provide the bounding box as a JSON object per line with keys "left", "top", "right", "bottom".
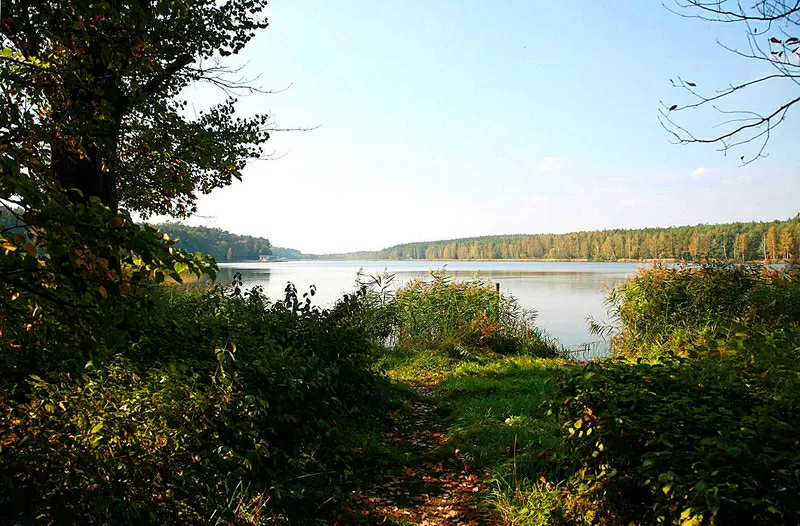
{"left": 141, "top": 54, "right": 194, "bottom": 94}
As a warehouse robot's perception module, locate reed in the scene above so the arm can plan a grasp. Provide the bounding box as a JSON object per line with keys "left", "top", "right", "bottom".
{"left": 392, "top": 271, "right": 562, "bottom": 359}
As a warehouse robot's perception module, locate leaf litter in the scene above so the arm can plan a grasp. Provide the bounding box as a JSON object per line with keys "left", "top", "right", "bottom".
{"left": 338, "top": 384, "right": 492, "bottom": 525}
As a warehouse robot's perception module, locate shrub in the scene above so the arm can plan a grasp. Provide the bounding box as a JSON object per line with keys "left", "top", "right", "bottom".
{"left": 393, "top": 272, "right": 561, "bottom": 358}
{"left": 606, "top": 263, "right": 800, "bottom": 359}
{"left": 556, "top": 264, "right": 800, "bottom": 524}
{"left": 558, "top": 332, "right": 800, "bottom": 525}
{"left": 0, "top": 282, "right": 385, "bottom": 524}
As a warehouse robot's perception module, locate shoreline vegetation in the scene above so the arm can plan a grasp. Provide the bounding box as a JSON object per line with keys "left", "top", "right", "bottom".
{"left": 150, "top": 215, "right": 800, "bottom": 265}
{"left": 3, "top": 2, "right": 798, "bottom": 523}
{"left": 323, "top": 215, "right": 800, "bottom": 263}
{"left": 226, "top": 257, "right": 781, "bottom": 264}
{"left": 2, "top": 263, "right": 798, "bottom": 523}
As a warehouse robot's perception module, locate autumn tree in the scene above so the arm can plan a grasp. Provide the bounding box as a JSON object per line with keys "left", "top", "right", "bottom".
{"left": 779, "top": 226, "right": 794, "bottom": 259}
{"left": 661, "top": 1, "right": 799, "bottom": 164}
{"left": 0, "top": 1, "right": 273, "bottom": 337}
{"left": 736, "top": 232, "right": 749, "bottom": 262}
{"left": 689, "top": 232, "right": 701, "bottom": 260}
{"left": 766, "top": 225, "right": 779, "bottom": 261}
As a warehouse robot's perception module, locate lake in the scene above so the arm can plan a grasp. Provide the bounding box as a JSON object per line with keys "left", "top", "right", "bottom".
{"left": 216, "top": 260, "right": 648, "bottom": 348}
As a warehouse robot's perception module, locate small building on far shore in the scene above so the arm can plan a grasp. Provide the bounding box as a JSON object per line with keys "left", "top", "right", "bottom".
{"left": 258, "top": 254, "right": 288, "bottom": 262}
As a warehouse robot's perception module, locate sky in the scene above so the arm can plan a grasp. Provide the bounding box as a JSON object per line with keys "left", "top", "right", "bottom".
{"left": 178, "top": 1, "right": 800, "bottom": 254}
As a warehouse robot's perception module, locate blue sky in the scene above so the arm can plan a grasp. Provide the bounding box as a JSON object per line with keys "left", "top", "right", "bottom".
{"left": 182, "top": 1, "right": 800, "bottom": 253}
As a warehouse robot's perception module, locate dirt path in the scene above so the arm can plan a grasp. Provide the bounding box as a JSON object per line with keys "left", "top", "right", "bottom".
{"left": 341, "top": 384, "right": 493, "bottom": 525}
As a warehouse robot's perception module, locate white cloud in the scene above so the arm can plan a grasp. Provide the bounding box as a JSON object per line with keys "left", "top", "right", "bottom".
{"left": 691, "top": 167, "right": 712, "bottom": 178}
{"left": 537, "top": 156, "right": 567, "bottom": 172}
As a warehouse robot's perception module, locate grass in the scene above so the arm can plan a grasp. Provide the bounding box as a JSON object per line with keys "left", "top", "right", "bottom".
{"left": 382, "top": 350, "right": 570, "bottom": 523}
{"left": 439, "top": 357, "right": 565, "bottom": 473}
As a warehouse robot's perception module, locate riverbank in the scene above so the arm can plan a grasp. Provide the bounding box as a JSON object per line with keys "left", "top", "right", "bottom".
{"left": 2, "top": 264, "right": 797, "bottom": 524}
{"left": 341, "top": 264, "right": 800, "bottom": 524}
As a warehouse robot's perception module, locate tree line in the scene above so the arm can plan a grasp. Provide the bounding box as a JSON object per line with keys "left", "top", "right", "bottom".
{"left": 360, "top": 216, "right": 800, "bottom": 262}
{"left": 155, "top": 222, "right": 272, "bottom": 262}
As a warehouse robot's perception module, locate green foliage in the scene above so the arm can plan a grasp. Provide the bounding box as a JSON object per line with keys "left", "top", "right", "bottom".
{"left": 0, "top": 282, "right": 386, "bottom": 524}
{"left": 393, "top": 272, "right": 561, "bottom": 359}
{"left": 155, "top": 222, "right": 273, "bottom": 262}
{"left": 607, "top": 263, "right": 800, "bottom": 359}
{"left": 555, "top": 264, "right": 800, "bottom": 524}
{"left": 338, "top": 215, "right": 800, "bottom": 262}
{"left": 1, "top": 0, "right": 271, "bottom": 217}
{"left": 0, "top": 179, "right": 215, "bottom": 371}
{"left": 330, "top": 271, "right": 400, "bottom": 349}
{"left": 558, "top": 335, "right": 800, "bottom": 525}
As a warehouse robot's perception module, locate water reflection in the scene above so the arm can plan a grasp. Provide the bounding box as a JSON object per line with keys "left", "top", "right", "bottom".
{"left": 216, "top": 260, "right": 645, "bottom": 347}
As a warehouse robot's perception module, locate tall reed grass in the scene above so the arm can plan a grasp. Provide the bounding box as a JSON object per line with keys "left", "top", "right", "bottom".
{"left": 601, "top": 263, "right": 800, "bottom": 358}
{"left": 363, "top": 270, "right": 563, "bottom": 359}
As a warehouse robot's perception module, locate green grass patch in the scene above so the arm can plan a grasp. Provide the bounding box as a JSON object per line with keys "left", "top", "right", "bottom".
{"left": 439, "top": 356, "right": 569, "bottom": 522}
{"left": 439, "top": 356, "right": 565, "bottom": 472}
{"left": 378, "top": 347, "right": 463, "bottom": 383}
{"left": 381, "top": 350, "right": 570, "bottom": 523}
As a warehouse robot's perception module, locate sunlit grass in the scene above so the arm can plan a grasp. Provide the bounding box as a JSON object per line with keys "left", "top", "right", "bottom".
{"left": 383, "top": 350, "right": 571, "bottom": 522}
{"left": 378, "top": 347, "right": 462, "bottom": 383}
{"left": 438, "top": 356, "right": 569, "bottom": 523}
{"left": 439, "top": 356, "right": 564, "bottom": 472}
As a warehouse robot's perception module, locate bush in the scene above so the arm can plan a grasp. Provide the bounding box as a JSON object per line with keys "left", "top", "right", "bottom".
{"left": 558, "top": 332, "right": 800, "bottom": 525}
{"left": 555, "top": 264, "right": 800, "bottom": 524}
{"left": 0, "top": 282, "right": 385, "bottom": 524}
{"left": 393, "top": 272, "right": 561, "bottom": 358}
{"left": 607, "top": 263, "right": 800, "bottom": 359}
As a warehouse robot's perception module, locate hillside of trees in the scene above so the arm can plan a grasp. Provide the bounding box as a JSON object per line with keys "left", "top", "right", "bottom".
{"left": 344, "top": 216, "right": 800, "bottom": 262}
{"left": 271, "top": 246, "right": 316, "bottom": 260}
{"left": 155, "top": 222, "right": 273, "bottom": 262}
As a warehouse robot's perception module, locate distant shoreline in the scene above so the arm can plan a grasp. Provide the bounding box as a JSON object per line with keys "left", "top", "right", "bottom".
{"left": 223, "top": 258, "right": 779, "bottom": 264}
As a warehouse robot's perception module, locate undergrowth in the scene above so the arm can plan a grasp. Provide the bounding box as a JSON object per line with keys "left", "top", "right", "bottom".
{"left": 0, "top": 281, "right": 396, "bottom": 524}
{"left": 553, "top": 263, "right": 800, "bottom": 524}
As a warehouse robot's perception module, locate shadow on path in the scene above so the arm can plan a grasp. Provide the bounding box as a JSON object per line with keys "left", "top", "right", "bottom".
{"left": 339, "top": 385, "right": 493, "bottom": 525}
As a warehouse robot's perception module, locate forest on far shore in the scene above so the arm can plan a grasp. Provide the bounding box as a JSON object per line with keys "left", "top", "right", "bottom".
{"left": 335, "top": 215, "right": 800, "bottom": 262}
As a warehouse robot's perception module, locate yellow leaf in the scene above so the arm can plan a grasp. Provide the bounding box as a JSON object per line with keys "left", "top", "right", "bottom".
{"left": 22, "top": 243, "right": 36, "bottom": 256}
{"left": 98, "top": 286, "right": 108, "bottom": 299}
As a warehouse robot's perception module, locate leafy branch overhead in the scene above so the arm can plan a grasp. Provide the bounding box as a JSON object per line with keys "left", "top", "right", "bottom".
{"left": 660, "top": 0, "right": 800, "bottom": 164}
{"left": 0, "top": 1, "right": 274, "bottom": 331}
{"left": 0, "top": 0, "right": 274, "bottom": 217}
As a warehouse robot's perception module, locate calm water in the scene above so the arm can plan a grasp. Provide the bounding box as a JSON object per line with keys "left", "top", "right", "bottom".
{"left": 216, "top": 260, "right": 647, "bottom": 347}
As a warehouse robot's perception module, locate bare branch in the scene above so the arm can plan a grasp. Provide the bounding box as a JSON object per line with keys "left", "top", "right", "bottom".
{"left": 667, "top": 1, "right": 800, "bottom": 23}
{"left": 662, "top": 0, "right": 800, "bottom": 163}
